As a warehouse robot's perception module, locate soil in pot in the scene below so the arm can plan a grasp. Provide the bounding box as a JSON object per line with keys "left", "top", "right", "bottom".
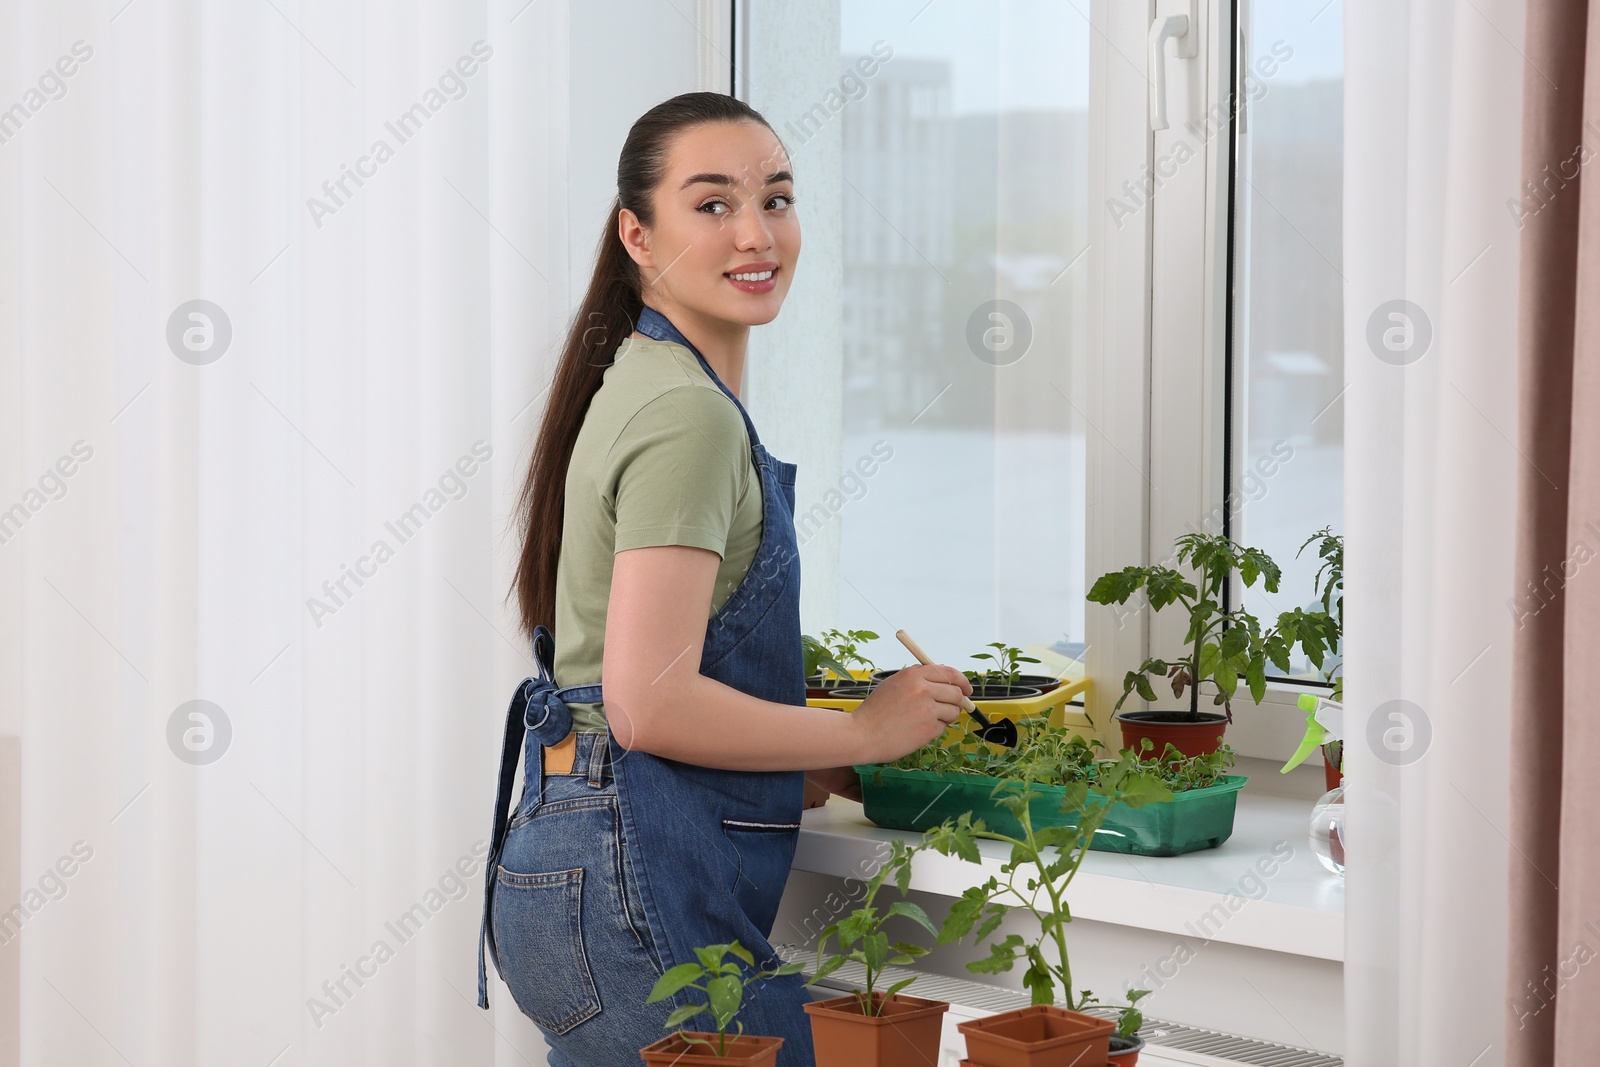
{"left": 807, "top": 675, "right": 860, "bottom": 699}
{"left": 956, "top": 1005, "right": 1113, "bottom": 1067}
{"left": 804, "top": 991, "right": 949, "bottom": 1067}
{"left": 967, "top": 683, "right": 1043, "bottom": 701}
{"left": 827, "top": 684, "right": 879, "bottom": 698}
{"left": 639, "top": 1031, "right": 783, "bottom": 1066}
{"left": 1114, "top": 709, "right": 1228, "bottom": 758}
{"left": 1107, "top": 1033, "right": 1145, "bottom": 1066}
{"left": 875, "top": 668, "right": 1064, "bottom": 689}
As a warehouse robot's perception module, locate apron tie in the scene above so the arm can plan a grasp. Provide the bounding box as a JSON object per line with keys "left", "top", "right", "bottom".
{"left": 478, "top": 624, "right": 572, "bottom": 1008}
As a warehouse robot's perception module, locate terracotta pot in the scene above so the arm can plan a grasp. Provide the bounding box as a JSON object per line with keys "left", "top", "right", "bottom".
{"left": 956, "top": 1005, "right": 1114, "bottom": 1067}
{"left": 1114, "top": 710, "right": 1228, "bottom": 758}
{"left": 1107, "top": 1033, "right": 1145, "bottom": 1066}
{"left": 639, "top": 1031, "right": 783, "bottom": 1066}
{"left": 804, "top": 991, "right": 950, "bottom": 1066}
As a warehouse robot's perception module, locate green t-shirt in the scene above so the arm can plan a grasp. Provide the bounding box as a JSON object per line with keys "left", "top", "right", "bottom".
{"left": 553, "top": 334, "right": 764, "bottom": 732}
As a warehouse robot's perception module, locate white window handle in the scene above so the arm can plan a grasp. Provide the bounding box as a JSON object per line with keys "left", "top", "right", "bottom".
{"left": 1149, "top": 0, "right": 1197, "bottom": 131}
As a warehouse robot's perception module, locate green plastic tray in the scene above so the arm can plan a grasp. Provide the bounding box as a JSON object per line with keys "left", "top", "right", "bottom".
{"left": 853, "top": 764, "right": 1249, "bottom": 857}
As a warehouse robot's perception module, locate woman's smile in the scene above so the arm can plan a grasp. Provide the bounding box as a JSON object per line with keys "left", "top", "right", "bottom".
{"left": 725, "top": 262, "right": 779, "bottom": 293}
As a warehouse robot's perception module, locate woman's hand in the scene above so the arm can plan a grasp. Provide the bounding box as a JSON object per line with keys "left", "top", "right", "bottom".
{"left": 847, "top": 664, "right": 971, "bottom": 765}
{"left": 803, "top": 766, "right": 863, "bottom": 807}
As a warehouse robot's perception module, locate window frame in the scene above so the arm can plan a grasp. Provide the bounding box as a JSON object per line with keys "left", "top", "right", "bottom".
{"left": 722, "top": 0, "right": 1328, "bottom": 762}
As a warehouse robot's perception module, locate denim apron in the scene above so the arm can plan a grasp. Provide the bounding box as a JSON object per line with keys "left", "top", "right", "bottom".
{"left": 477, "top": 305, "right": 815, "bottom": 1066}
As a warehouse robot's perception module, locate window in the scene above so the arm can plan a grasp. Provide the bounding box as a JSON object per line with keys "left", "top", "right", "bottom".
{"left": 1229, "top": 0, "right": 1345, "bottom": 683}
{"left": 739, "top": 0, "right": 1344, "bottom": 736}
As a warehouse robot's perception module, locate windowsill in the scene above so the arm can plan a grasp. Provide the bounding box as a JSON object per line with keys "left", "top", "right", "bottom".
{"left": 794, "top": 756, "right": 1344, "bottom": 962}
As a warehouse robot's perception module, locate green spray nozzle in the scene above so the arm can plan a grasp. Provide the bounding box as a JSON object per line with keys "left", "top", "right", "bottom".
{"left": 1281, "top": 693, "right": 1345, "bottom": 774}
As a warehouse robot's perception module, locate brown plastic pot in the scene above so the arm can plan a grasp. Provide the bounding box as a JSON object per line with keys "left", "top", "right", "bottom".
{"left": 1107, "top": 1033, "right": 1145, "bottom": 1065}
{"left": 956, "top": 1005, "right": 1114, "bottom": 1067}
{"left": 1114, "top": 710, "right": 1228, "bottom": 758}
{"left": 1322, "top": 740, "right": 1343, "bottom": 793}
{"left": 639, "top": 1031, "right": 783, "bottom": 1066}
{"left": 804, "top": 991, "right": 950, "bottom": 1066}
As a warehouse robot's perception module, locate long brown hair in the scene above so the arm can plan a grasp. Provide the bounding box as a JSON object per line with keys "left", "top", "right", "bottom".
{"left": 509, "top": 92, "right": 779, "bottom": 645}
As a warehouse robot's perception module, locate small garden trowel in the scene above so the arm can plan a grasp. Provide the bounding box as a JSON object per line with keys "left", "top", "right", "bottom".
{"left": 894, "top": 628, "right": 1019, "bottom": 748}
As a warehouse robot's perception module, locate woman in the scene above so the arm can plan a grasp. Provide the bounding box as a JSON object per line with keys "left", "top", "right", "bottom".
{"left": 475, "top": 92, "right": 971, "bottom": 1067}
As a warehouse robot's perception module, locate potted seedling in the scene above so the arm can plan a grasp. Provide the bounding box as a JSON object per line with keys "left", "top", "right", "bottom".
{"left": 806, "top": 628, "right": 881, "bottom": 698}
{"left": 873, "top": 641, "right": 1065, "bottom": 696}
{"left": 640, "top": 941, "right": 803, "bottom": 1065}
{"left": 964, "top": 642, "right": 1049, "bottom": 699}
{"left": 801, "top": 838, "right": 950, "bottom": 1066}
{"left": 1086, "top": 532, "right": 1335, "bottom": 757}
{"left": 1103, "top": 988, "right": 1152, "bottom": 1065}
{"left": 917, "top": 751, "right": 1173, "bottom": 1066}
{"left": 1297, "top": 527, "right": 1344, "bottom": 790}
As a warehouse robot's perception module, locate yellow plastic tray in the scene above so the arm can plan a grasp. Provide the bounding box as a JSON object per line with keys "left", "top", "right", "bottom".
{"left": 806, "top": 671, "right": 1094, "bottom": 751}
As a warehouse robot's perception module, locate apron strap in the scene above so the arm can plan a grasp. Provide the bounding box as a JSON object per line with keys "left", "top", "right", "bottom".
{"left": 477, "top": 625, "right": 572, "bottom": 1008}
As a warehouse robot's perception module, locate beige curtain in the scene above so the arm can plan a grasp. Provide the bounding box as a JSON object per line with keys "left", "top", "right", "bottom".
{"left": 1507, "top": 2, "right": 1600, "bottom": 1064}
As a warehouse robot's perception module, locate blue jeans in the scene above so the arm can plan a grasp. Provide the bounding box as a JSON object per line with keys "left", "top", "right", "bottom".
{"left": 490, "top": 733, "right": 816, "bottom": 1066}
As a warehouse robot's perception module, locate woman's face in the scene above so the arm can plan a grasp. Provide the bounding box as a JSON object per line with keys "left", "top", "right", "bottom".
{"left": 621, "top": 120, "right": 800, "bottom": 328}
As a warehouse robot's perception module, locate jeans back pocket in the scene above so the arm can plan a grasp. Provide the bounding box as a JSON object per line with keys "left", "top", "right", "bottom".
{"left": 490, "top": 866, "right": 602, "bottom": 1034}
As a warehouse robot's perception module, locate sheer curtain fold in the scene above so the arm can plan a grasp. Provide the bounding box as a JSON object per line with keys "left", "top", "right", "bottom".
{"left": 1, "top": 3, "right": 569, "bottom": 1064}
{"left": 1343, "top": 0, "right": 1524, "bottom": 1064}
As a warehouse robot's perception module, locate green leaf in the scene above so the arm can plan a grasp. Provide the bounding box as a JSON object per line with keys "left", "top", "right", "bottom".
{"left": 885, "top": 900, "right": 940, "bottom": 938}
{"left": 706, "top": 974, "right": 742, "bottom": 1029}
{"left": 973, "top": 906, "right": 1008, "bottom": 942}
{"left": 884, "top": 975, "right": 920, "bottom": 999}
{"left": 647, "top": 962, "right": 705, "bottom": 1003}
{"left": 967, "top": 934, "right": 1024, "bottom": 974}
{"left": 1145, "top": 568, "right": 1195, "bottom": 610}
{"left": 1087, "top": 568, "right": 1142, "bottom": 604}
{"left": 1213, "top": 661, "right": 1238, "bottom": 698}
{"left": 664, "top": 1002, "right": 705, "bottom": 1029}
{"left": 805, "top": 956, "right": 846, "bottom": 986}
{"left": 726, "top": 941, "right": 754, "bottom": 967}
{"left": 1116, "top": 774, "right": 1175, "bottom": 809}
{"left": 1246, "top": 655, "right": 1267, "bottom": 704}
{"left": 862, "top": 931, "right": 888, "bottom": 972}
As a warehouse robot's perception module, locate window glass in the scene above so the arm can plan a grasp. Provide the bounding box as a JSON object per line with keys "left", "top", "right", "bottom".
{"left": 835, "top": 1, "right": 1091, "bottom": 677}
{"left": 1231, "top": 0, "right": 1345, "bottom": 680}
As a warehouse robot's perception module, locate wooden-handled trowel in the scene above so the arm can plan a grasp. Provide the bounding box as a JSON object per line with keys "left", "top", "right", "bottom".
{"left": 894, "top": 628, "right": 1019, "bottom": 748}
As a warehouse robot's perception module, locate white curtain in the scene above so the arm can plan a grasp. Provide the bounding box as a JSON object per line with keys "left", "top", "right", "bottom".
{"left": 0, "top": 2, "right": 578, "bottom": 1063}
{"left": 1343, "top": 1, "right": 1524, "bottom": 1064}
